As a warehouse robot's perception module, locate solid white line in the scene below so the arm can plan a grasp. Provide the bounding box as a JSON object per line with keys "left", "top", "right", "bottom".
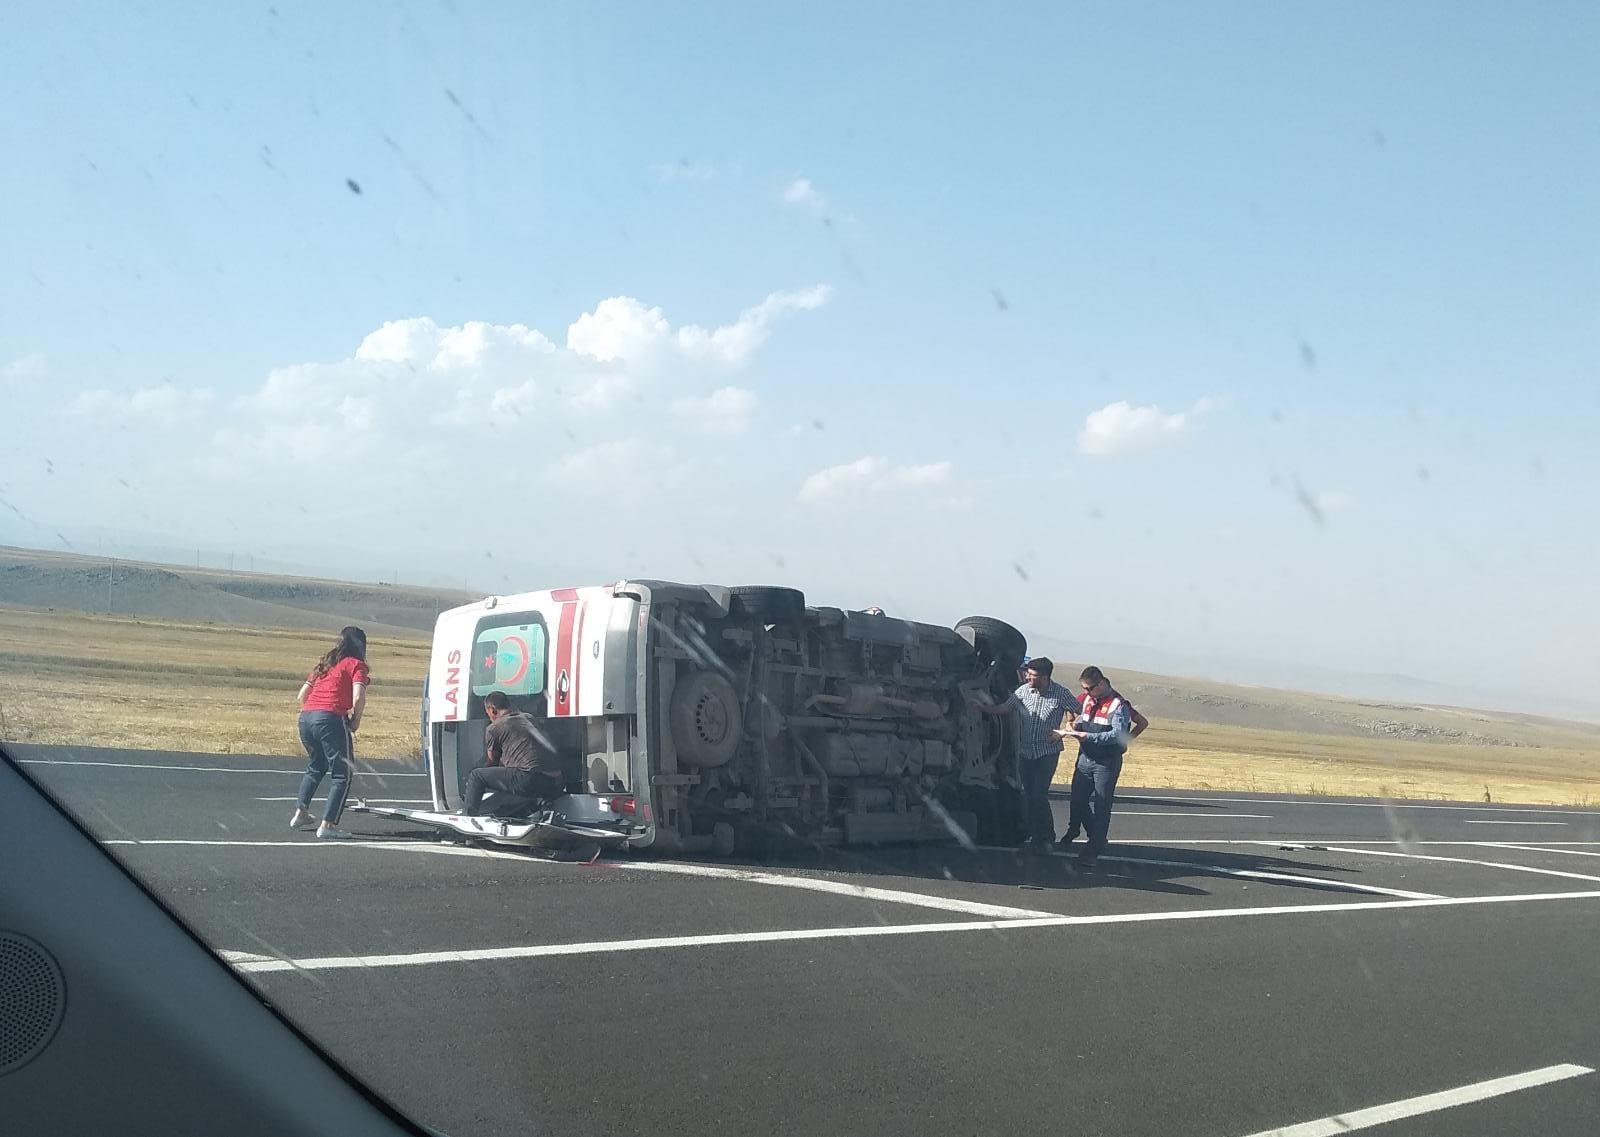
{"left": 1115, "top": 812, "right": 1273, "bottom": 819}
{"left": 1319, "top": 845, "right": 1600, "bottom": 886}
{"left": 1484, "top": 843, "right": 1600, "bottom": 859}
{"left": 1236, "top": 1062, "right": 1594, "bottom": 1137}
{"left": 616, "top": 861, "right": 1056, "bottom": 919}
{"left": 1108, "top": 840, "right": 1600, "bottom": 847}
{"left": 972, "top": 845, "right": 1440, "bottom": 899}
{"left": 1461, "top": 820, "right": 1567, "bottom": 826}
{"left": 1099, "top": 855, "right": 1440, "bottom": 900}
{"left": 103, "top": 839, "right": 457, "bottom": 849}
{"left": 1123, "top": 793, "right": 1600, "bottom": 817}
{"left": 20, "top": 759, "right": 426, "bottom": 777}
{"left": 229, "top": 888, "right": 1600, "bottom": 973}
{"left": 254, "top": 797, "right": 431, "bottom": 804}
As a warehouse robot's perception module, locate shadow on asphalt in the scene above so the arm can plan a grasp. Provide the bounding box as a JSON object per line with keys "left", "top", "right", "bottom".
{"left": 674, "top": 840, "right": 1390, "bottom": 902}
{"left": 343, "top": 802, "right": 1384, "bottom": 902}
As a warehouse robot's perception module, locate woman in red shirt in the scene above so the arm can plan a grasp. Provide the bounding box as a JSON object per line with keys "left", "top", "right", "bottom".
{"left": 289, "top": 626, "right": 369, "bottom": 839}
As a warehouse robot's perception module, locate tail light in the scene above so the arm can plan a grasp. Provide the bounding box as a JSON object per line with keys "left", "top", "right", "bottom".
{"left": 609, "top": 796, "right": 637, "bottom": 816}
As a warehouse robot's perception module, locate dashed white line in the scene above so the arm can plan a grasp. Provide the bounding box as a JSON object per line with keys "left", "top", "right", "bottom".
{"left": 1461, "top": 820, "right": 1567, "bottom": 826}
{"left": 229, "top": 887, "right": 1600, "bottom": 973}
{"left": 1236, "top": 1062, "right": 1594, "bottom": 1137}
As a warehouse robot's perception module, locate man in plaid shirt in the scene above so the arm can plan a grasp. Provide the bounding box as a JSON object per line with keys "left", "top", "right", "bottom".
{"left": 970, "top": 657, "right": 1079, "bottom": 852}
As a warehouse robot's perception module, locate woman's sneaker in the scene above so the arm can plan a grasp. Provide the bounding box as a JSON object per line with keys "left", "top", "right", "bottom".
{"left": 316, "top": 824, "right": 356, "bottom": 840}
{"left": 289, "top": 808, "right": 316, "bottom": 830}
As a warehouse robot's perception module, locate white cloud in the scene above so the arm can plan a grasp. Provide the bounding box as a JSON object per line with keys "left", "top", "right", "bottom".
{"left": 488, "top": 380, "right": 538, "bottom": 420}
{"left": 565, "top": 286, "right": 831, "bottom": 369}
{"left": 68, "top": 385, "right": 213, "bottom": 422}
{"left": 356, "top": 317, "right": 555, "bottom": 370}
{"left": 1, "top": 353, "right": 46, "bottom": 384}
{"left": 798, "top": 456, "right": 953, "bottom": 502}
{"left": 676, "top": 286, "right": 833, "bottom": 366}
{"left": 783, "top": 177, "right": 828, "bottom": 215}
{"left": 192, "top": 285, "right": 830, "bottom": 481}
{"left": 546, "top": 439, "right": 682, "bottom": 487}
{"left": 1077, "top": 396, "right": 1221, "bottom": 456}
{"left": 565, "top": 298, "right": 672, "bottom": 364}
{"left": 893, "top": 461, "right": 953, "bottom": 487}
{"left": 673, "top": 386, "right": 758, "bottom": 434}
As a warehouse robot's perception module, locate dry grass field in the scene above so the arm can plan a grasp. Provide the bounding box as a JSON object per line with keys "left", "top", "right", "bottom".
{"left": 3, "top": 602, "right": 1598, "bottom": 805}
{"left": 0, "top": 605, "right": 428, "bottom": 759}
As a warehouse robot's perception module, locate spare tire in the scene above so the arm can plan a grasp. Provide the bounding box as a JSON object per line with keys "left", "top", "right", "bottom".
{"left": 955, "top": 616, "right": 1028, "bottom": 663}
{"left": 670, "top": 670, "right": 743, "bottom": 768}
{"left": 729, "top": 585, "right": 806, "bottom": 625}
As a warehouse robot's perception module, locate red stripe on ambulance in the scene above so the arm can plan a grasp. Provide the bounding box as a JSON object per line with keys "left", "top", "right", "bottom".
{"left": 571, "top": 600, "right": 589, "bottom": 715}
{"left": 551, "top": 589, "right": 579, "bottom": 716}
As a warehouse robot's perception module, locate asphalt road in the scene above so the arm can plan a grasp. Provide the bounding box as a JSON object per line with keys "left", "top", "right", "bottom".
{"left": 15, "top": 743, "right": 1600, "bottom": 1137}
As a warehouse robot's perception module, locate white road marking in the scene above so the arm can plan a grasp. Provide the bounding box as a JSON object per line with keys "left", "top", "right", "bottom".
{"left": 616, "top": 861, "right": 1056, "bottom": 919}
{"left": 102, "top": 837, "right": 1047, "bottom": 917}
{"left": 973, "top": 845, "right": 1437, "bottom": 899}
{"left": 1483, "top": 843, "right": 1600, "bottom": 859}
{"left": 1098, "top": 855, "right": 1441, "bottom": 900}
{"left": 1319, "top": 845, "right": 1600, "bottom": 886}
{"left": 1461, "top": 820, "right": 1567, "bottom": 826}
{"left": 254, "top": 796, "right": 431, "bottom": 804}
{"left": 228, "top": 887, "right": 1600, "bottom": 973}
{"left": 20, "top": 758, "right": 426, "bottom": 777}
{"left": 103, "top": 839, "right": 464, "bottom": 849}
{"left": 1123, "top": 793, "right": 1600, "bottom": 817}
{"left": 1105, "top": 840, "right": 1600, "bottom": 847}
{"left": 1114, "top": 812, "right": 1273, "bottom": 819}
{"left": 1235, "top": 1062, "right": 1594, "bottom": 1137}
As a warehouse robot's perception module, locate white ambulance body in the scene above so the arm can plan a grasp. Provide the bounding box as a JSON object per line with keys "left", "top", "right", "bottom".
{"left": 423, "top": 581, "right": 1028, "bottom": 854}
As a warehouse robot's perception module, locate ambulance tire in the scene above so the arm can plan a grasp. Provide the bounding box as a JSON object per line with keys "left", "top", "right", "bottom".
{"left": 955, "top": 616, "right": 1028, "bottom": 664}
{"left": 729, "top": 585, "right": 807, "bottom": 625}
{"left": 670, "top": 670, "right": 744, "bottom": 768}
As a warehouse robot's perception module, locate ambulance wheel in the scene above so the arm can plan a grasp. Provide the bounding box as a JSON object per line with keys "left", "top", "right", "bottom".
{"left": 955, "top": 616, "right": 1027, "bottom": 664}
{"left": 730, "top": 585, "right": 806, "bottom": 625}
{"left": 670, "top": 670, "right": 743, "bottom": 768}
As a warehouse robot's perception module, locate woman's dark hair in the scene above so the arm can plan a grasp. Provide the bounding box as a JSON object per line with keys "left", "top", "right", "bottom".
{"left": 309, "top": 625, "right": 367, "bottom": 681}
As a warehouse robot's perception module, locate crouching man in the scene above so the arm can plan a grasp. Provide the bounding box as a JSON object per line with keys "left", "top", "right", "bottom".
{"left": 464, "top": 692, "right": 565, "bottom": 816}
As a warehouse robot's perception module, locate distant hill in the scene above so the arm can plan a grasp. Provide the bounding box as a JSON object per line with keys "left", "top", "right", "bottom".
{"left": 5, "top": 543, "right": 1598, "bottom": 753}
{"left": 0, "top": 545, "right": 474, "bottom": 636}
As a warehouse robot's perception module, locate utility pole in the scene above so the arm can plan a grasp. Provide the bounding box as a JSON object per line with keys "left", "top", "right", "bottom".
{"left": 108, "top": 557, "right": 115, "bottom": 615}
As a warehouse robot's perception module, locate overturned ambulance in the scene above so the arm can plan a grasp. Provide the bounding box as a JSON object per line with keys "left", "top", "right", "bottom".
{"left": 422, "top": 581, "right": 1029, "bottom": 854}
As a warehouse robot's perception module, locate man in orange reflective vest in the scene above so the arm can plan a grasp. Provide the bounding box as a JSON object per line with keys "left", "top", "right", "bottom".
{"left": 1055, "top": 666, "right": 1137, "bottom": 867}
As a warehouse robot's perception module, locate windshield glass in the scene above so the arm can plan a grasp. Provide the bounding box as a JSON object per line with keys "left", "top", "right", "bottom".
{"left": 4, "top": 4, "right": 1600, "bottom": 1136}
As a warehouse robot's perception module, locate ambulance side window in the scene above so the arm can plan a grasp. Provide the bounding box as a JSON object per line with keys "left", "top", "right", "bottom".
{"left": 469, "top": 621, "right": 548, "bottom": 718}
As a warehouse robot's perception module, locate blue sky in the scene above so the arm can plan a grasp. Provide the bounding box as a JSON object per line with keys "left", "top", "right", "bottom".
{"left": 2, "top": 2, "right": 1597, "bottom": 705}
